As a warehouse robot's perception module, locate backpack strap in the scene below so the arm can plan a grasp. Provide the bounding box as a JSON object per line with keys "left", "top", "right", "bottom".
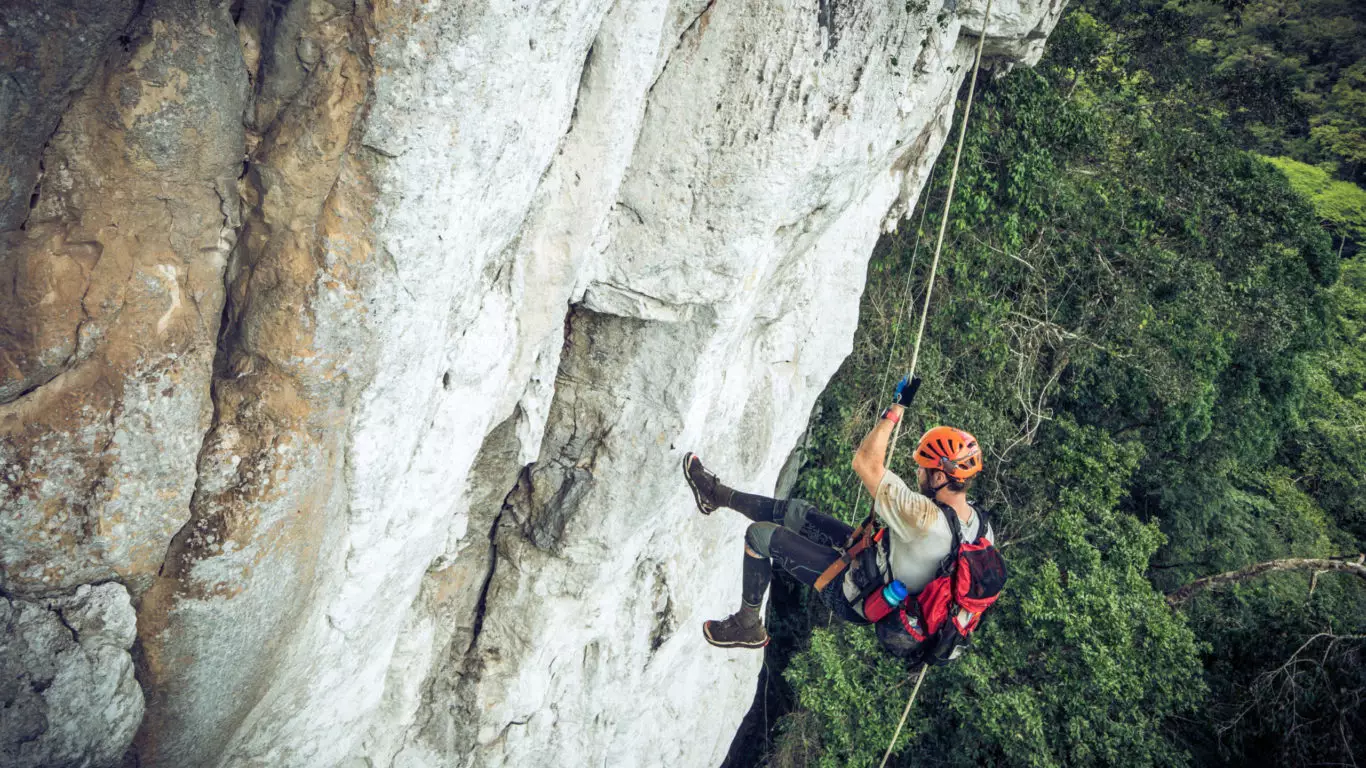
{"left": 972, "top": 503, "right": 992, "bottom": 544}
{"left": 934, "top": 502, "right": 964, "bottom": 579}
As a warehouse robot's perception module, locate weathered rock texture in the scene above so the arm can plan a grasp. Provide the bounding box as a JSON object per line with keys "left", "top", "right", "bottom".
{"left": 0, "top": 0, "right": 1063, "bottom": 765}
{"left": 0, "top": 583, "right": 143, "bottom": 768}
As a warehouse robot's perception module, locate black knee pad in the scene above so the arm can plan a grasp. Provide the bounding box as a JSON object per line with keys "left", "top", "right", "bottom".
{"left": 782, "top": 499, "right": 817, "bottom": 532}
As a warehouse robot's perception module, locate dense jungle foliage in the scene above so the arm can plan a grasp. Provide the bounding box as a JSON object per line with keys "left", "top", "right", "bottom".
{"left": 726, "top": 1, "right": 1366, "bottom": 766}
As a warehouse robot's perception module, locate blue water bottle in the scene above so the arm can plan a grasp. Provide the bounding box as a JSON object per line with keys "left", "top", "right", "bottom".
{"left": 864, "top": 579, "right": 910, "bottom": 621}
{"left": 883, "top": 580, "right": 909, "bottom": 607}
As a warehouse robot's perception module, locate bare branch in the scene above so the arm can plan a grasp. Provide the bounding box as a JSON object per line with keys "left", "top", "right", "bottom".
{"left": 1217, "top": 632, "right": 1366, "bottom": 749}
{"left": 1167, "top": 556, "right": 1366, "bottom": 605}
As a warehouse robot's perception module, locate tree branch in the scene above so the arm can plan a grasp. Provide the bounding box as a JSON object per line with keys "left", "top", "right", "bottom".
{"left": 1166, "top": 556, "right": 1366, "bottom": 605}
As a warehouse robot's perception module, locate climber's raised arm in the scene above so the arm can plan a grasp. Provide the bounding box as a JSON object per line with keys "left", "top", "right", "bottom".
{"left": 851, "top": 376, "right": 920, "bottom": 495}
{"left": 852, "top": 405, "right": 900, "bottom": 494}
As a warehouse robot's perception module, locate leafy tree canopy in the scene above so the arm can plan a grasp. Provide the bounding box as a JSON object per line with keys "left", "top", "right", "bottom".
{"left": 1089, "top": 0, "right": 1366, "bottom": 181}
{"left": 1263, "top": 154, "right": 1366, "bottom": 251}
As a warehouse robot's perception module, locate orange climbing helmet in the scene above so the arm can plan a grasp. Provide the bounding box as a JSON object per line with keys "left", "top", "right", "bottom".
{"left": 915, "top": 426, "right": 982, "bottom": 481}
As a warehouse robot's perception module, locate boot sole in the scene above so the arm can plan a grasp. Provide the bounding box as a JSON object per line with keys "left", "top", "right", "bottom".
{"left": 682, "top": 452, "right": 718, "bottom": 516}
{"left": 703, "top": 621, "right": 770, "bottom": 649}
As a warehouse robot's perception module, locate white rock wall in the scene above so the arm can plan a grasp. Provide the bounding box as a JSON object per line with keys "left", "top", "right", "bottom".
{"left": 356, "top": 1, "right": 1064, "bottom": 766}
{"left": 0, "top": 0, "right": 1064, "bottom": 765}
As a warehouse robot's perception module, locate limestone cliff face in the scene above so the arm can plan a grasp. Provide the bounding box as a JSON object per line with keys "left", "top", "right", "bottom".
{"left": 0, "top": 1, "right": 1062, "bottom": 766}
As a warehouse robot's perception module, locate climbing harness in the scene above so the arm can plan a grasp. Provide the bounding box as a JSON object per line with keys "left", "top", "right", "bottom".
{"left": 813, "top": 518, "right": 882, "bottom": 591}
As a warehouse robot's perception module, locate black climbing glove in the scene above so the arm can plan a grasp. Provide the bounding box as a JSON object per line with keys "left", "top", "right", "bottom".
{"left": 893, "top": 376, "right": 921, "bottom": 408}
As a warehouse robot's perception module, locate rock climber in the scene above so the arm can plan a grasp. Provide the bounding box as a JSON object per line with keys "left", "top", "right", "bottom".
{"left": 684, "top": 377, "right": 990, "bottom": 649}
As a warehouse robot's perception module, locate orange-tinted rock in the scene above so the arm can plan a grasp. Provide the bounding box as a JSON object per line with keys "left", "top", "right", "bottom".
{"left": 0, "top": 0, "right": 246, "bottom": 597}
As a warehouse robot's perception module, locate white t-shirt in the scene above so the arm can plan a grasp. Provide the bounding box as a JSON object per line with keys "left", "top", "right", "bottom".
{"left": 842, "top": 469, "right": 991, "bottom": 607}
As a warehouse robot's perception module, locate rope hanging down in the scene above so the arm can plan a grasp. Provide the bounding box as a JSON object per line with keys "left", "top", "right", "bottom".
{"left": 878, "top": 0, "right": 994, "bottom": 764}
{"left": 881, "top": 665, "right": 930, "bottom": 768}
{"left": 888, "top": 0, "right": 994, "bottom": 462}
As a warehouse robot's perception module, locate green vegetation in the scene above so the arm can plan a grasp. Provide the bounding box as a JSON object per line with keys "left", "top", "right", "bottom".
{"left": 1098, "top": 0, "right": 1366, "bottom": 179}
{"left": 732, "top": 3, "right": 1366, "bottom": 766}
{"left": 1093, "top": 0, "right": 1366, "bottom": 259}
{"left": 1263, "top": 155, "right": 1366, "bottom": 252}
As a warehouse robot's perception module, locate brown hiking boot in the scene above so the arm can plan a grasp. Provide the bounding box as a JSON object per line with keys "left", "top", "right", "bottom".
{"left": 683, "top": 452, "right": 730, "bottom": 515}
{"left": 703, "top": 608, "right": 769, "bottom": 649}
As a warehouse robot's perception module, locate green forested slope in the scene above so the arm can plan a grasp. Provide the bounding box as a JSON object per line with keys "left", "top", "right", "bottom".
{"left": 1095, "top": 0, "right": 1365, "bottom": 181}
{"left": 733, "top": 4, "right": 1366, "bottom": 766}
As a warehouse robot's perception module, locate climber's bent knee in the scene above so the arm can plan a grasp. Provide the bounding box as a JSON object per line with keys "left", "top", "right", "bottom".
{"left": 744, "top": 522, "right": 779, "bottom": 558}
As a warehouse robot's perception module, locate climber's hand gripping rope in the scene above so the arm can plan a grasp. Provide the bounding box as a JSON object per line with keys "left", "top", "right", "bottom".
{"left": 881, "top": 376, "right": 921, "bottom": 427}
{"left": 894, "top": 376, "right": 922, "bottom": 408}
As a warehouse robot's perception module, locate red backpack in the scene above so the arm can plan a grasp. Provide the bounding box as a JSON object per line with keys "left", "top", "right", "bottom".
{"left": 872, "top": 504, "right": 1007, "bottom": 664}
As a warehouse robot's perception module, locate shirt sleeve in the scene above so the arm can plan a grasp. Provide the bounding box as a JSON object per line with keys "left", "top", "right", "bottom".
{"left": 872, "top": 469, "right": 939, "bottom": 540}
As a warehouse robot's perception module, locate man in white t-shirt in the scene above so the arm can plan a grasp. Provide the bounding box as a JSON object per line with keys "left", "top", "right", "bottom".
{"left": 686, "top": 377, "right": 988, "bottom": 649}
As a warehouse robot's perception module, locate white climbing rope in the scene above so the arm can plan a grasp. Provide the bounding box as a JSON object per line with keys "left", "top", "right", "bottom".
{"left": 880, "top": 664, "right": 930, "bottom": 768}
{"left": 878, "top": 201, "right": 934, "bottom": 417}
{"left": 877, "top": 0, "right": 995, "bottom": 762}
{"left": 838, "top": 172, "right": 935, "bottom": 543}
{"left": 888, "top": 0, "right": 994, "bottom": 461}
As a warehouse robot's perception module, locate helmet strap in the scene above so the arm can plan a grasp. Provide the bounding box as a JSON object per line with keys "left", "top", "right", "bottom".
{"left": 928, "top": 473, "right": 953, "bottom": 499}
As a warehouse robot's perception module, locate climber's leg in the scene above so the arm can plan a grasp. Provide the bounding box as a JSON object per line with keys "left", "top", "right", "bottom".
{"left": 779, "top": 498, "right": 855, "bottom": 547}
{"left": 704, "top": 517, "right": 869, "bottom": 648}
{"left": 759, "top": 524, "right": 843, "bottom": 588}
{"left": 703, "top": 530, "right": 776, "bottom": 649}
{"left": 749, "top": 522, "right": 869, "bottom": 624}
{"left": 769, "top": 502, "right": 868, "bottom": 622}
{"left": 683, "top": 453, "right": 780, "bottom": 521}
{"left": 703, "top": 520, "right": 843, "bottom": 649}
{"left": 682, "top": 455, "right": 854, "bottom": 541}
